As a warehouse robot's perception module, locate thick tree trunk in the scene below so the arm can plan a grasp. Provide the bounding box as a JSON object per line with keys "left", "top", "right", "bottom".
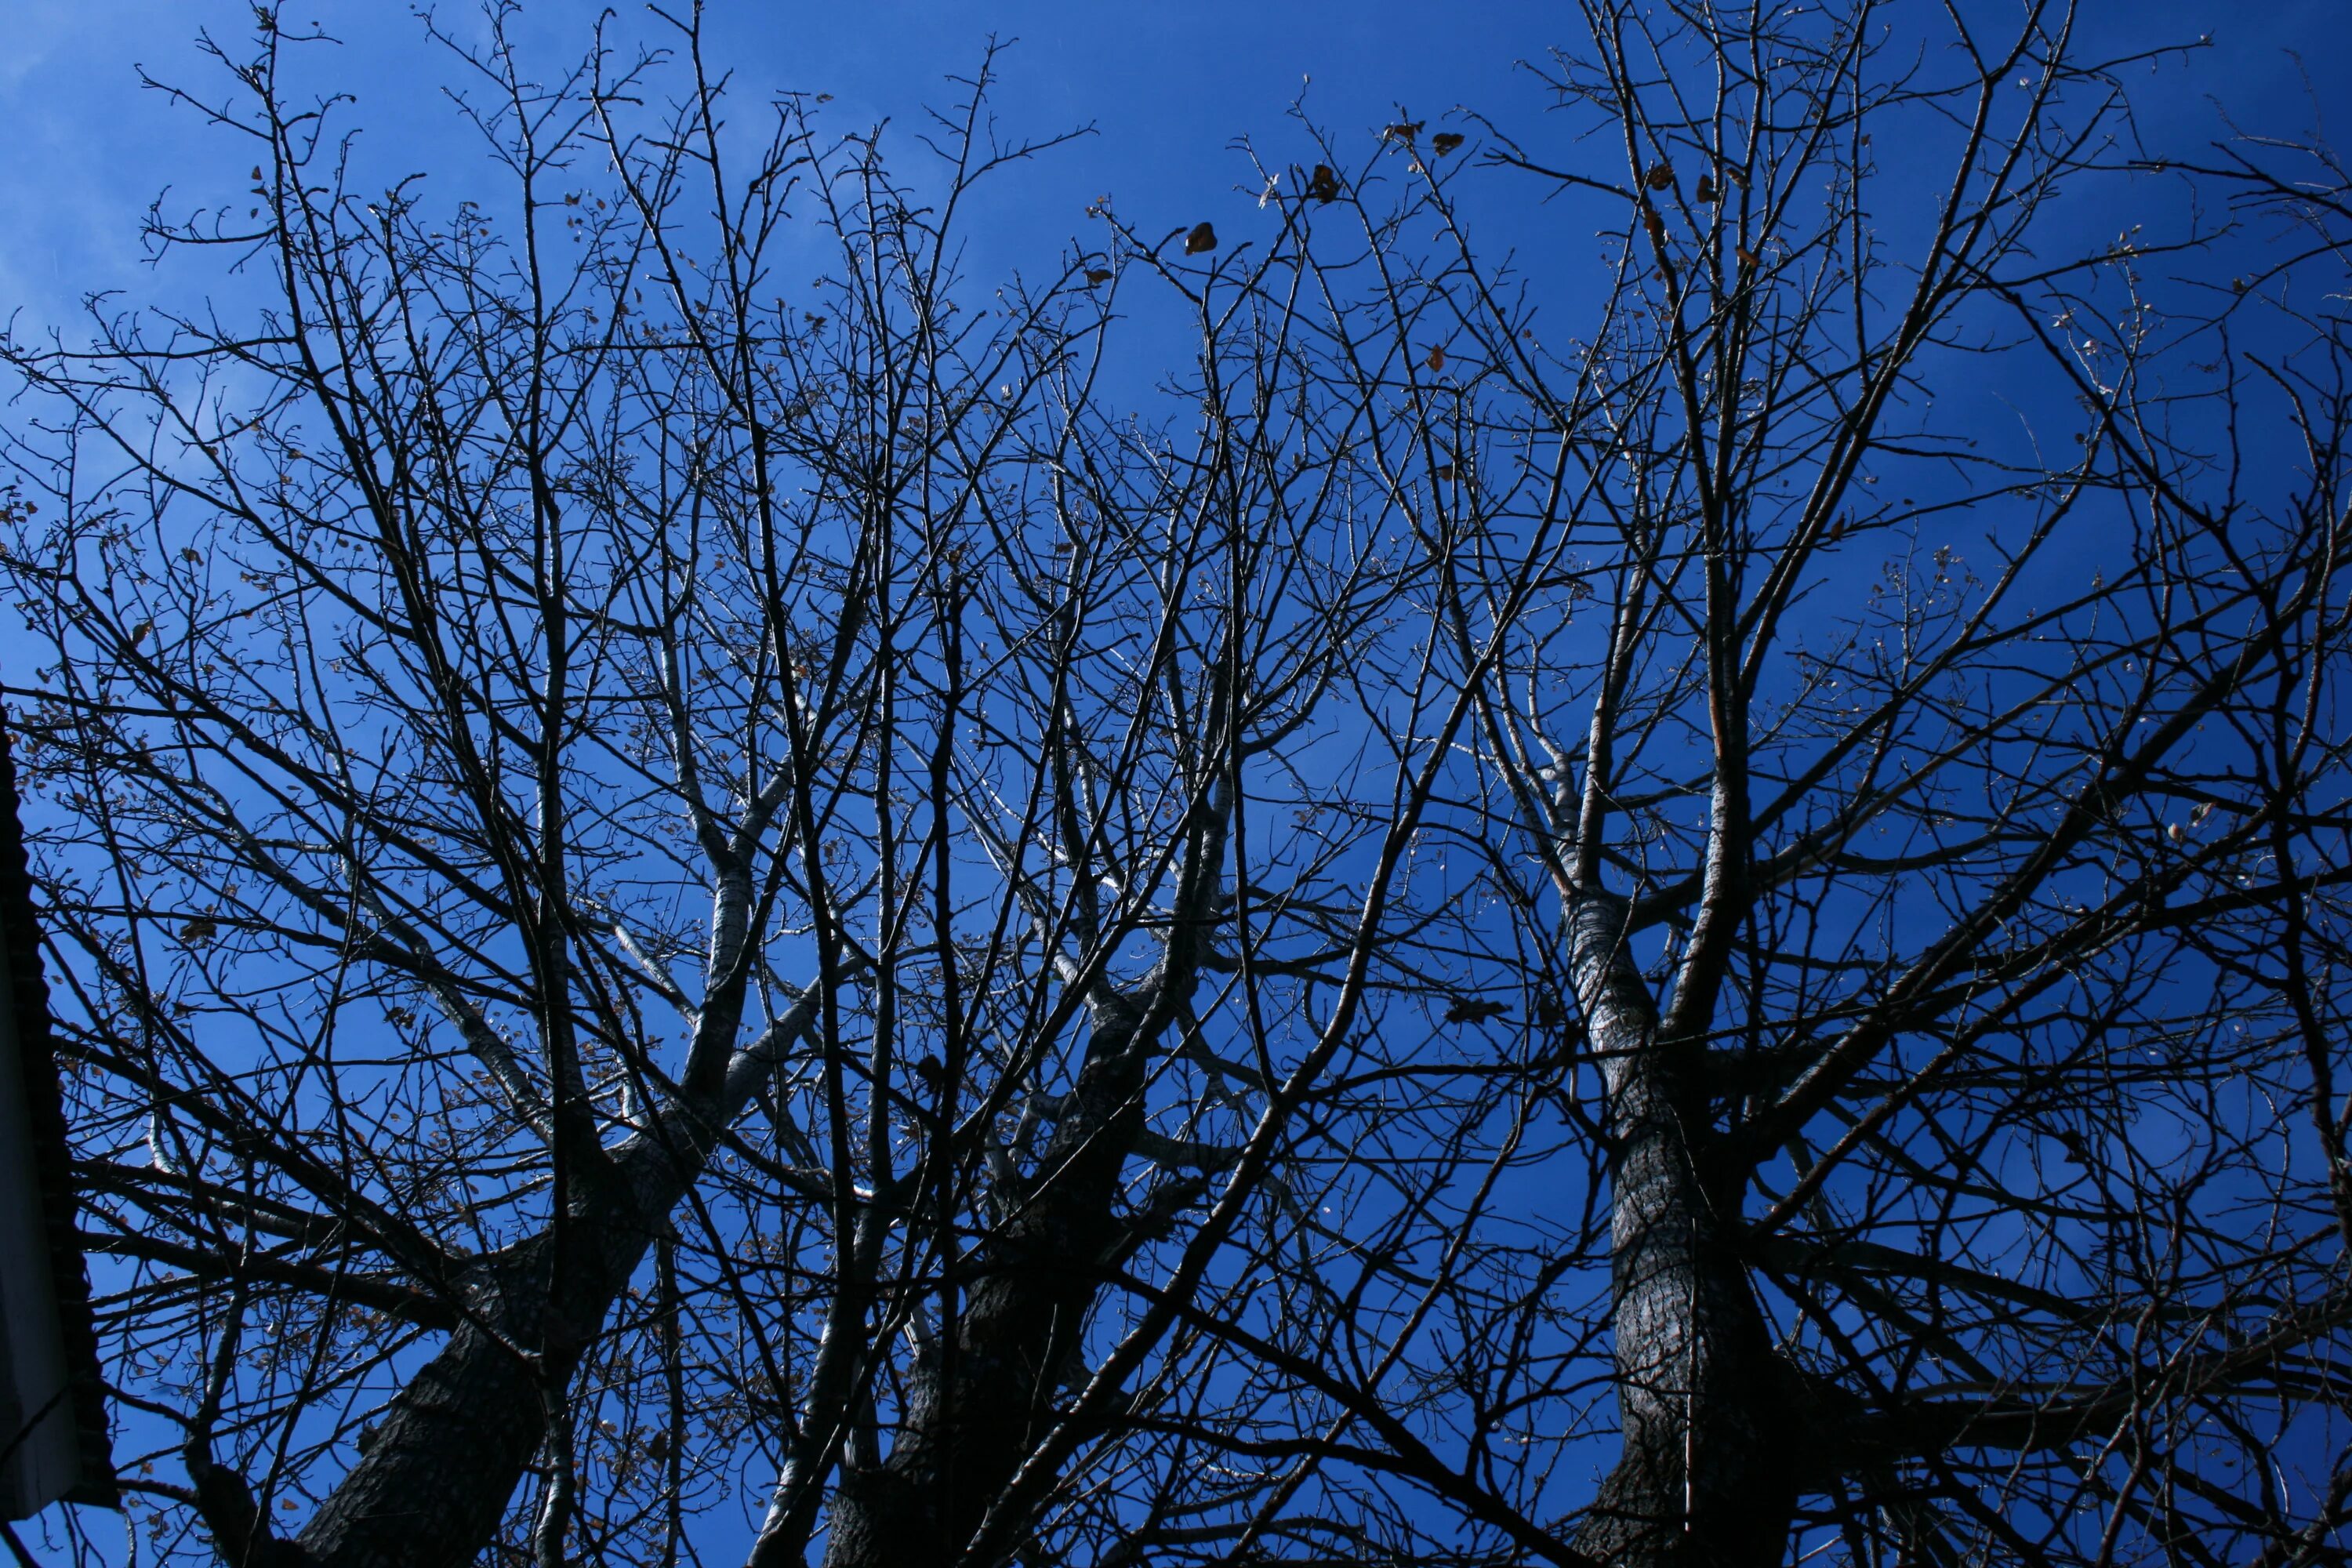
{"left": 289, "top": 1163, "right": 667, "bottom": 1568}
{"left": 1567, "top": 892, "right": 1798, "bottom": 1568}
{"left": 817, "top": 1012, "right": 1148, "bottom": 1568}
{"left": 292, "top": 1311, "right": 549, "bottom": 1568}
{"left": 240, "top": 971, "right": 843, "bottom": 1568}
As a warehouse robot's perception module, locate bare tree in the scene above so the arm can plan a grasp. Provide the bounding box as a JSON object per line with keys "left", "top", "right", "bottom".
{"left": 1087, "top": 4, "right": 2352, "bottom": 1566}
{"left": 7, "top": 3, "right": 2352, "bottom": 1568}
{"left": 0, "top": 9, "right": 1496, "bottom": 1566}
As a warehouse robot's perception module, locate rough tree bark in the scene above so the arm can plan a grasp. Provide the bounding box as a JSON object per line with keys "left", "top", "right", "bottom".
{"left": 1568, "top": 891, "right": 1798, "bottom": 1568}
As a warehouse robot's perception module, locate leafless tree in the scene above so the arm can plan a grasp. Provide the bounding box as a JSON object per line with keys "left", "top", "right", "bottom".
{"left": 6, "top": 3, "right": 2352, "bottom": 1568}
{"left": 0, "top": 7, "right": 1502, "bottom": 1565}
{"left": 1109, "top": 3, "right": 2352, "bottom": 1567}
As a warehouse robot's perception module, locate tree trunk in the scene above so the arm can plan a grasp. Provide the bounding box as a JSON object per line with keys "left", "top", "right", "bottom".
{"left": 293, "top": 1312, "right": 550, "bottom": 1568}
{"left": 292, "top": 1165, "right": 666, "bottom": 1568}
{"left": 817, "top": 1012, "right": 1149, "bottom": 1568}
{"left": 1568, "top": 892, "right": 1798, "bottom": 1568}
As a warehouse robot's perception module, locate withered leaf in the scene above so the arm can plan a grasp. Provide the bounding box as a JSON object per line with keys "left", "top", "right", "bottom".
{"left": 1432, "top": 132, "right": 1465, "bottom": 157}
{"left": 1382, "top": 120, "right": 1424, "bottom": 146}
{"left": 1307, "top": 164, "right": 1341, "bottom": 204}
{"left": 1445, "top": 998, "right": 1509, "bottom": 1025}
{"left": 1085, "top": 268, "right": 1113, "bottom": 285}
{"left": 1425, "top": 345, "right": 1446, "bottom": 372}
{"left": 1184, "top": 221, "right": 1218, "bottom": 255}
{"left": 1644, "top": 163, "right": 1676, "bottom": 191}
{"left": 1696, "top": 172, "right": 1718, "bottom": 202}
{"left": 181, "top": 916, "right": 218, "bottom": 945}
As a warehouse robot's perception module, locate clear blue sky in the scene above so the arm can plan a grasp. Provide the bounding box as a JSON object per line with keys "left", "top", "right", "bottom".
{"left": 2, "top": 0, "right": 2343, "bottom": 343}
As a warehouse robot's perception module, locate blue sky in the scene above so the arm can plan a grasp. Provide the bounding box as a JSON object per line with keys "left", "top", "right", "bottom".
{"left": 3, "top": 0, "right": 2344, "bottom": 347}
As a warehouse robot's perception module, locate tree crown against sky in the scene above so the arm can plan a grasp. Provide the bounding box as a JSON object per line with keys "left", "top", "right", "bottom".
{"left": 2, "top": 2, "right": 2351, "bottom": 1567}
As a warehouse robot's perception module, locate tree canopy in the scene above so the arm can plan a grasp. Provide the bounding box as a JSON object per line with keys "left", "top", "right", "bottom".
{"left": 5, "top": 3, "right": 2351, "bottom": 1566}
